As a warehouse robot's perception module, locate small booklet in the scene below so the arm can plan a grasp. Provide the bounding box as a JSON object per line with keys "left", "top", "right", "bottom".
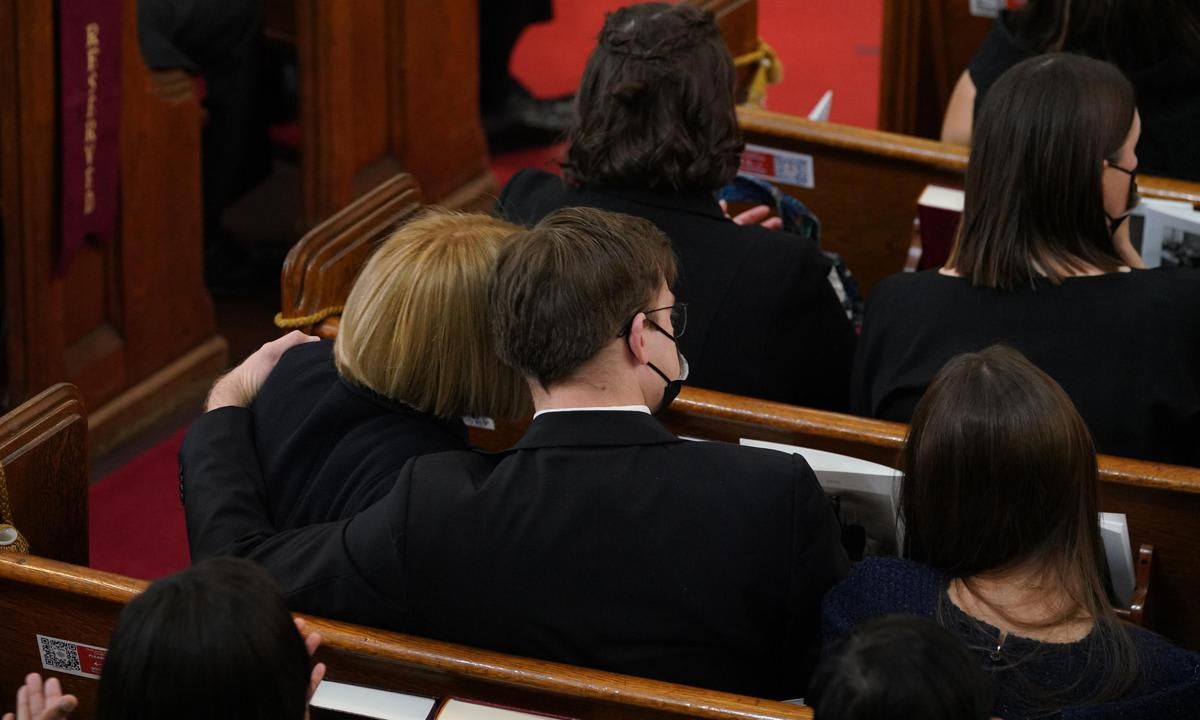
{"left": 740, "top": 439, "right": 902, "bottom": 556}
{"left": 435, "top": 699, "right": 573, "bottom": 720}
{"left": 916, "top": 185, "right": 964, "bottom": 271}
{"left": 309, "top": 681, "right": 437, "bottom": 720}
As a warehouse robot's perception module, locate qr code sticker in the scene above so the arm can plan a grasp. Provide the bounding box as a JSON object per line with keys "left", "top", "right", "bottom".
{"left": 36, "top": 634, "right": 105, "bottom": 679}
{"left": 39, "top": 636, "right": 81, "bottom": 672}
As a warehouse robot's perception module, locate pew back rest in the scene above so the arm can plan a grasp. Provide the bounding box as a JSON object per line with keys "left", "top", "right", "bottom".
{"left": 279, "top": 173, "right": 424, "bottom": 338}
{"left": 0, "top": 554, "right": 814, "bottom": 720}
{"left": 735, "top": 107, "right": 1200, "bottom": 295}
{"left": 651, "top": 387, "right": 1200, "bottom": 650}
{"left": 0, "top": 384, "right": 87, "bottom": 565}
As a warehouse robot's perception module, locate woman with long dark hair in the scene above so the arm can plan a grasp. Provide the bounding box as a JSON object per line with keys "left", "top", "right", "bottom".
{"left": 941, "top": 0, "right": 1200, "bottom": 181}
{"left": 854, "top": 53, "right": 1200, "bottom": 466}
{"left": 829, "top": 346, "right": 1200, "bottom": 719}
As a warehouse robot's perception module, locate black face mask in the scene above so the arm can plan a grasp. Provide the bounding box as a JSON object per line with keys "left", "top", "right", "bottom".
{"left": 1106, "top": 162, "right": 1139, "bottom": 238}
{"left": 648, "top": 353, "right": 689, "bottom": 415}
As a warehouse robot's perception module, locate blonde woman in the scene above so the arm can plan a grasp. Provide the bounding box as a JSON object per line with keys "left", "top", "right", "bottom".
{"left": 246, "top": 211, "right": 531, "bottom": 530}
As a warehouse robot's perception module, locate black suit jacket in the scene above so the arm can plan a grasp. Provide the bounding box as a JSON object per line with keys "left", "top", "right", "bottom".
{"left": 498, "top": 170, "right": 857, "bottom": 411}
{"left": 182, "top": 408, "right": 849, "bottom": 698}
{"left": 250, "top": 340, "right": 468, "bottom": 528}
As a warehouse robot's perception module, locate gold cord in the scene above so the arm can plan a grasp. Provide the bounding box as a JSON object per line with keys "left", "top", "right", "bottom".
{"left": 0, "top": 464, "right": 30, "bottom": 554}
{"left": 274, "top": 305, "right": 345, "bottom": 329}
{"left": 732, "top": 39, "right": 783, "bottom": 106}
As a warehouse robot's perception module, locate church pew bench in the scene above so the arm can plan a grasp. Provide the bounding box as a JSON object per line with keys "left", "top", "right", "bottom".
{"left": 734, "top": 106, "right": 1200, "bottom": 295}
{"left": 278, "top": 172, "right": 424, "bottom": 338}
{"left": 0, "top": 384, "right": 88, "bottom": 566}
{"left": 652, "top": 387, "right": 1200, "bottom": 650}
{"left": 277, "top": 182, "right": 1200, "bottom": 650}
{"left": 0, "top": 554, "right": 814, "bottom": 720}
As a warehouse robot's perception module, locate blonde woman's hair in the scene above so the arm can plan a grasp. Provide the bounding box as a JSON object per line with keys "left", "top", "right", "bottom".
{"left": 334, "top": 211, "right": 531, "bottom": 420}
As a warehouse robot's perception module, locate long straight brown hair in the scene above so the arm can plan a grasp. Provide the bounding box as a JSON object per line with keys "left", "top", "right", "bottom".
{"left": 901, "top": 345, "right": 1138, "bottom": 705}
{"left": 948, "top": 54, "right": 1136, "bottom": 289}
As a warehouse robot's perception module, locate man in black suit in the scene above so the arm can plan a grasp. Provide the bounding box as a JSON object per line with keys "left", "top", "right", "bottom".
{"left": 182, "top": 207, "right": 848, "bottom": 699}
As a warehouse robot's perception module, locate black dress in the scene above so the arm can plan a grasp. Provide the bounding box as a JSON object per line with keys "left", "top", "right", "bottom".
{"left": 499, "top": 169, "right": 857, "bottom": 411}
{"left": 968, "top": 11, "right": 1200, "bottom": 182}
{"left": 852, "top": 268, "right": 1200, "bottom": 466}
{"left": 249, "top": 339, "right": 469, "bottom": 528}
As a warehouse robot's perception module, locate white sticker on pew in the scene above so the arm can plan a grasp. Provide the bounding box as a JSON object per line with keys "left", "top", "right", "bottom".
{"left": 36, "top": 634, "right": 106, "bottom": 679}
{"left": 462, "top": 415, "right": 496, "bottom": 431}
{"left": 739, "top": 144, "right": 815, "bottom": 189}
{"left": 969, "top": 0, "right": 1009, "bottom": 19}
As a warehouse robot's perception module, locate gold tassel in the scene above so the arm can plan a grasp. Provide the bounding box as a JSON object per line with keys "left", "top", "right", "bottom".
{"left": 733, "top": 39, "right": 784, "bottom": 107}
{"left": 0, "top": 465, "right": 30, "bottom": 554}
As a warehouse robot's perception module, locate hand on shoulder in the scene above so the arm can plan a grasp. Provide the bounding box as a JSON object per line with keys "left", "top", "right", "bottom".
{"left": 206, "top": 331, "right": 320, "bottom": 411}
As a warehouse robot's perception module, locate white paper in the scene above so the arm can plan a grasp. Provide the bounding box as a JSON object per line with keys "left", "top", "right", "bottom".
{"left": 1099, "top": 512, "right": 1136, "bottom": 607}
{"left": 1134, "top": 198, "right": 1200, "bottom": 267}
{"left": 807, "top": 90, "right": 833, "bottom": 122}
{"left": 437, "top": 699, "right": 564, "bottom": 720}
{"left": 740, "top": 439, "right": 902, "bottom": 554}
{"left": 309, "top": 681, "right": 436, "bottom": 720}
{"left": 918, "top": 185, "right": 964, "bottom": 212}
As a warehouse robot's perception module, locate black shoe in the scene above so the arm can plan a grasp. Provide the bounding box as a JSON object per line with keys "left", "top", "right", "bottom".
{"left": 483, "top": 82, "right": 574, "bottom": 153}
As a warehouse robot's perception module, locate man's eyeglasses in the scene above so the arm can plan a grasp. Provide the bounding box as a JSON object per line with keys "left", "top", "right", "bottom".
{"left": 618, "top": 302, "right": 688, "bottom": 340}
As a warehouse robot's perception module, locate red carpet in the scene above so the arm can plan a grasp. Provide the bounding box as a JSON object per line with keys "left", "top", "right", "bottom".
{"left": 90, "top": 0, "right": 882, "bottom": 580}
{"left": 90, "top": 428, "right": 190, "bottom": 578}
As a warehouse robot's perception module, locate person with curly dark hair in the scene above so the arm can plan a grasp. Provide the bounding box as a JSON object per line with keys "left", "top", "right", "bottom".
{"left": 499, "top": 2, "right": 856, "bottom": 412}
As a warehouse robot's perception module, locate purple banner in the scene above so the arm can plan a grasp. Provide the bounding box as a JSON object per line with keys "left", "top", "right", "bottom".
{"left": 58, "top": 0, "right": 122, "bottom": 274}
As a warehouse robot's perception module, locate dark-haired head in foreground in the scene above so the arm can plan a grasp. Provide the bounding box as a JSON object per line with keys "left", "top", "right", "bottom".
{"left": 808, "top": 615, "right": 992, "bottom": 720}
{"left": 97, "top": 558, "right": 311, "bottom": 720}
{"left": 564, "top": 2, "right": 743, "bottom": 193}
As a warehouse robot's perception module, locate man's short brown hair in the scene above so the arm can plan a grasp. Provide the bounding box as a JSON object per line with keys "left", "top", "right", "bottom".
{"left": 490, "top": 207, "right": 678, "bottom": 387}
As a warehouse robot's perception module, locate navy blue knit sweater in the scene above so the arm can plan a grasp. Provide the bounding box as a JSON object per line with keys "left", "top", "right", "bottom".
{"left": 822, "top": 558, "right": 1200, "bottom": 719}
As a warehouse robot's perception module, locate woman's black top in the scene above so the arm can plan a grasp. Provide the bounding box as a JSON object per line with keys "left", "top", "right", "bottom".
{"left": 250, "top": 339, "right": 469, "bottom": 528}
{"left": 823, "top": 558, "right": 1200, "bottom": 720}
{"left": 968, "top": 11, "right": 1200, "bottom": 181}
{"left": 852, "top": 268, "right": 1200, "bottom": 466}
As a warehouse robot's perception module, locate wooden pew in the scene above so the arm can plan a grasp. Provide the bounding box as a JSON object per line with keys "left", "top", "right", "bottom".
{"left": 278, "top": 175, "right": 1200, "bottom": 650}
{"left": 659, "top": 388, "right": 1200, "bottom": 650}
{"left": 462, "top": 389, "right": 1197, "bottom": 648}
{"left": 0, "top": 385, "right": 88, "bottom": 566}
{"left": 0, "top": 554, "right": 814, "bottom": 720}
{"left": 261, "top": 0, "right": 496, "bottom": 224}
{"left": 735, "top": 106, "right": 1200, "bottom": 295}
{"left": 277, "top": 173, "right": 424, "bottom": 338}
{"left": 0, "top": 0, "right": 227, "bottom": 457}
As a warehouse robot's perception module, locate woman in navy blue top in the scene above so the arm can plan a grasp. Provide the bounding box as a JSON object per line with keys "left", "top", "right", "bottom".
{"left": 827, "top": 346, "right": 1200, "bottom": 719}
